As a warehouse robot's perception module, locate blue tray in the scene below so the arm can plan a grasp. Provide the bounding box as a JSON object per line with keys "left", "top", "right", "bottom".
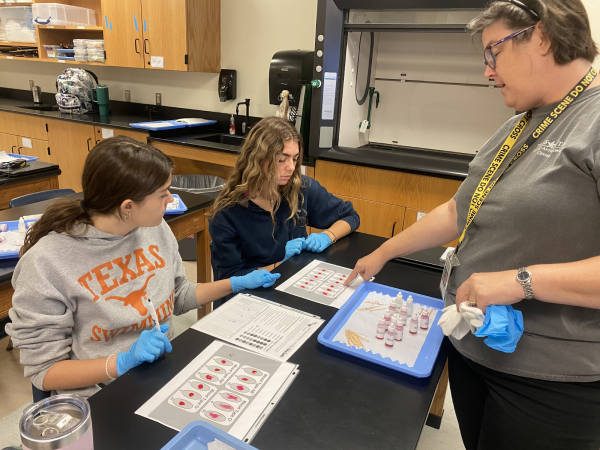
{"left": 164, "top": 194, "right": 188, "bottom": 215}
{"left": 0, "top": 219, "right": 40, "bottom": 260}
{"left": 5, "top": 153, "right": 39, "bottom": 162}
{"left": 161, "top": 421, "right": 257, "bottom": 450}
{"left": 129, "top": 119, "right": 217, "bottom": 131}
{"left": 317, "top": 281, "right": 445, "bottom": 378}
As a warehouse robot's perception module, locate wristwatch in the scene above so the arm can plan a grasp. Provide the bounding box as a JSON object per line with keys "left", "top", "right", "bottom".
{"left": 516, "top": 267, "right": 534, "bottom": 300}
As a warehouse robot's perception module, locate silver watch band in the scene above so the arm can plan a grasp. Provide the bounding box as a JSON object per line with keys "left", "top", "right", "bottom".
{"left": 517, "top": 267, "right": 534, "bottom": 300}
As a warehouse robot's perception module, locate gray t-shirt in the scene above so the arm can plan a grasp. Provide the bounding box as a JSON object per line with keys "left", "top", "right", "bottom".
{"left": 447, "top": 85, "right": 600, "bottom": 382}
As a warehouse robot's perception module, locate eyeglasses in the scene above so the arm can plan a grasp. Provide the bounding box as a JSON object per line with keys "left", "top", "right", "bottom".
{"left": 484, "top": 24, "right": 536, "bottom": 69}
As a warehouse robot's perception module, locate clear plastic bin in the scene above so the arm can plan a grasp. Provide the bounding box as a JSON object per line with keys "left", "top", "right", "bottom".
{"left": 87, "top": 53, "right": 104, "bottom": 62}
{"left": 31, "top": 3, "right": 96, "bottom": 26}
{"left": 73, "top": 39, "right": 86, "bottom": 47}
{"left": 0, "top": 7, "right": 36, "bottom": 43}
{"left": 43, "top": 44, "right": 60, "bottom": 58}
{"left": 85, "top": 39, "right": 103, "bottom": 49}
{"left": 73, "top": 47, "right": 87, "bottom": 56}
{"left": 74, "top": 55, "right": 87, "bottom": 62}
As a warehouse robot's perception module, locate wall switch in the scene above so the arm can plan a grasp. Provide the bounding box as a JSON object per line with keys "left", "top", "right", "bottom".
{"left": 156, "top": 93, "right": 162, "bottom": 106}
{"left": 29, "top": 80, "right": 34, "bottom": 89}
{"left": 125, "top": 90, "right": 131, "bottom": 102}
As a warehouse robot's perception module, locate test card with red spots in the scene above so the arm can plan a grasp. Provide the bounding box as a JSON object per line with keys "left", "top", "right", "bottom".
{"left": 194, "top": 357, "right": 240, "bottom": 385}
{"left": 226, "top": 365, "right": 270, "bottom": 397}
{"left": 294, "top": 281, "right": 317, "bottom": 291}
{"left": 200, "top": 389, "right": 249, "bottom": 425}
{"left": 168, "top": 378, "right": 217, "bottom": 412}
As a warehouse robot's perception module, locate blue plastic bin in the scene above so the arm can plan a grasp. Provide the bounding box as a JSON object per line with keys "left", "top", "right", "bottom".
{"left": 161, "top": 421, "right": 258, "bottom": 450}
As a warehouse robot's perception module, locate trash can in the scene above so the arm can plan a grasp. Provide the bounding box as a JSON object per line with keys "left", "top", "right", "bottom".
{"left": 170, "top": 174, "right": 226, "bottom": 261}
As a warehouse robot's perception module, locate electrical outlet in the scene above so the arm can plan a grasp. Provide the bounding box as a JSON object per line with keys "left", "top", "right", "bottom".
{"left": 156, "top": 93, "right": 162, "bottom": 106}
{"left": 29, "top": 80, "right": 34, "bottom": 89}
{"left": 125, "top": 90, "right": 131, "bottom": 102}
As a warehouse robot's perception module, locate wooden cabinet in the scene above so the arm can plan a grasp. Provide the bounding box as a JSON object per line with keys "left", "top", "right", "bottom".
{"left": 101, "top": 0, "right": 144, "bottom": 68}
{"left": 47, "top": 120, "right": 96, "bottom": 192}
{"left": 403, "top": 208, "right": 458, "bottom": 247}
{"left": 93, "top": 126, "right": 148, "bottom": 145}
{"left": 339, "top": 195, "right": 405, "bottom": 239}
{"left": 0, "top": 118, "right": 51, "bottom": 164}
{"left": 102, "top": 0, "right": 220, "bottom": 72}
{"left": 0, "top": 112, "right": 48, "bottom": 140}
{"left": 315, "top": 160, "right": 462, "bottom": 246}
{"left": 0, "top": 133, "right": 19, "bottom": 155}
{"left": 16, "top": 137, "right": 52, "bottom": 164}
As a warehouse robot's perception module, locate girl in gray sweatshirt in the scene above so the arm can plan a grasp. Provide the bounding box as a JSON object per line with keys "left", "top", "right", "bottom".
{"left": 6, "top": 136, "right": 279, "bottom": 398}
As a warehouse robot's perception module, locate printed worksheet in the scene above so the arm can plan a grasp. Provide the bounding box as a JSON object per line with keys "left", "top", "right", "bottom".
{"left": 192, "top": 294, "right": 324, "bottom": 362}
{"left": 276, "top": 259, "right": 370, "bottom": 308}
{"left": 136, "top": 341, "right": 298, "bottom": 442}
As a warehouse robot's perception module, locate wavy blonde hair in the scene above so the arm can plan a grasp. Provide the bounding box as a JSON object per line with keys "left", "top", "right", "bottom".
{"left": 208, "top": 117, "right": 304, "bottom": 228}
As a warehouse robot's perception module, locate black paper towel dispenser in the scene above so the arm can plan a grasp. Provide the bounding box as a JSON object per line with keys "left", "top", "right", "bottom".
{"left": 269, "top": 50, "right": 314, "bottom": 106}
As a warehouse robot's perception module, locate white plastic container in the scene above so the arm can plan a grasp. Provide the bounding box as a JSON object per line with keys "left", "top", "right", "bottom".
{"left": 32, "top": 3, "right": 96, "bottom": 26}
{"left": 43, "top": 44, "right": 60, "bottom": 58}
{"left": 84, "top": 39, "right": 103, "bottom": 49}
{"left": 0, "top": 6, "right": 36, "bottom": 43}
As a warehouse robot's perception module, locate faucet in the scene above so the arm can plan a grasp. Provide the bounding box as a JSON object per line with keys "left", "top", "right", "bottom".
{"left": 236, "top": 99, "right": 250, "bottom": 134}
{"left": 145, "top": 104, "right": 160, "bottom": 121}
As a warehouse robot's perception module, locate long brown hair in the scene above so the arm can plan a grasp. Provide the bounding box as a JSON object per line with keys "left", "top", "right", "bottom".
{"left": 21, "top": 136, "right": 173, "bottom": 256}
{"left": 208, "top": 117, "right": 304, "bottom": 227}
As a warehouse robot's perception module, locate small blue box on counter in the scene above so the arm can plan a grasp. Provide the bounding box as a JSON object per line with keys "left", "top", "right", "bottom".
{"left": 0, "top": 219, "right": 39, "bottom": 260}
{"left": 164, "top": 194, "right": 187, "bottom": 215}
{"left": 318, "top": 281, "right": 445, "bottom": 378}
{"left": 5, "top": 154, "right": 39, "bottom": 162}
{"left": 129, "top": 119, "right": 217, "bottom": 131}
{"left": 161, "top": 421, "right": 258, "bottom": 450}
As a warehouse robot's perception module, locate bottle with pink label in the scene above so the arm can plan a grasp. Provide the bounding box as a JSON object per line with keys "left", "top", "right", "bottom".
{"left": 385, "top": 324, "right": 396, "bottom": 347}
{"left": 409, "top": 312, "right": 419, "bottom": 334}
{"left": 420, "top": 309, "right": 430, "bottom": 330}
{"left": 400, "top": 304, "right": 408, "bottom": 322}
{"left": 395, "top": 319, "right": 404, "bottom": 341}
{"left": 375, "top": 316, "right": 386, "bottom": 340}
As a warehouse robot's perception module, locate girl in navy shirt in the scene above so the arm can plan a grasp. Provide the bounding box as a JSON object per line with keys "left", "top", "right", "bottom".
{"left": 208, "top": 117, "right": 359, "bottom": 282}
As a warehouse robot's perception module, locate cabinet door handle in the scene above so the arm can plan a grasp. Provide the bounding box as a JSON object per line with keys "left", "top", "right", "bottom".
{"left": 11, "top": 145, "right": 16, "bottom": 154}
{"left": 143, "top": 39, "right": 150, "bottom": 55}
{"left": 391, "top": 221, "right": 396, "bottom": 237}
{"left": 87, "top": 138, "right": 92, "bottom": 152}
{"left": 96, "top": 139, "right": 100, "bottom": 144}
{"left": 17, "top": 147, "right": 22, "bottom": 155}
{"left": 134, "top": 38, "right": 140, "bottom": 54}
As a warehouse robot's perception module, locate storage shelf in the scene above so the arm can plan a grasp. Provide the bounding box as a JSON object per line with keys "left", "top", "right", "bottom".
{"left": 0, "top": 54, "right": 38, "bottom": 60}
{"left": 0, "top": 41, "right": 37, "bottom": 46}
{"left": 344, "top": 23, "right": 469, "bottom": 33}
{"left": 0, "top": 3, "right": 33, "bottom": 6}
{"left": 37, "top": 25, "right": 102, "bottom": 31}
{"left": 39, "top": 57, "right": 105, "bottom": 65}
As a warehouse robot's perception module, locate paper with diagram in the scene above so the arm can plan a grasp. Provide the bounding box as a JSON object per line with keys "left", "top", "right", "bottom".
{"left": 136, "top": 341, "right": 298, "bottom": 442}
{"left": 276, "top": 259, "right": 369, "bottom": 308}
{"left": 192, "top": 294, "right": 324, "bottom": 362}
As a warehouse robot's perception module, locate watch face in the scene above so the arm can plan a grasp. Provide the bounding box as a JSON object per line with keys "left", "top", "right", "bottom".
{"left": 517, "top": 271, "right": 530, "bottom": 282}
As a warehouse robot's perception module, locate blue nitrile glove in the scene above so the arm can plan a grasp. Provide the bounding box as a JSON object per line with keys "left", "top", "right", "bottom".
{"left": 474, "top": 305, "right": 524, "bottom": 353}
{"left": 116, "top": 324, "right": 172, "bottom": 376}
{"left": 282, "top": 238, "right": 306, "bottom": 262}
{"left": 230, "top": 269, "right": 281, "bottom": 293}
{"left": 303, "top": 233, "right": 332, "bottom": 253}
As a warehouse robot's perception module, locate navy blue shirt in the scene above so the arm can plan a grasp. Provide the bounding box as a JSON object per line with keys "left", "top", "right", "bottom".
{"left": 209, "top": 176, "right": 360, "bottom": 280}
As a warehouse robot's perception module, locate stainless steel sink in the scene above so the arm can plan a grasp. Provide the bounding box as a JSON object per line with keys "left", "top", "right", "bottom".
{"left": 194, "top": 134, "right": 246, "bottom": 146}
{"left": 19, "top": 105, "right": 60, "bottom": 112}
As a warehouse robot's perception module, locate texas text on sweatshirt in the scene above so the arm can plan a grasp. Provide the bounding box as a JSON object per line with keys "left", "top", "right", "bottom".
{"left": 7, "top": 219, "right": 200, "bottom": 398}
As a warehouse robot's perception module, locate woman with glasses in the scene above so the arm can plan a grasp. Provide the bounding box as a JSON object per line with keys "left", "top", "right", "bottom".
{"left": 345, "top": 1, "right": 600, "bottom": 448}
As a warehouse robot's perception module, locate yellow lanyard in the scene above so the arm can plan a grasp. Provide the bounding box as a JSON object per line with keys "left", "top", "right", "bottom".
{"left": 458, "top": 67, "right": 598, "bottom": 246}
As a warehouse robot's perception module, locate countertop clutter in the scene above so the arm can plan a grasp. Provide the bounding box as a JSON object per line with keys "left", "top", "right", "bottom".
{"left": 0, "top": 90, "right": 472, "bottom": 178}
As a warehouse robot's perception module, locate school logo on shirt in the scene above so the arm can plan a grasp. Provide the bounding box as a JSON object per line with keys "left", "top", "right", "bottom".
{"left": 535, "top": 140, "right": 564, "bottom": 158}
{"left": 77, "top": 245, "right": 175, "bottom": 343}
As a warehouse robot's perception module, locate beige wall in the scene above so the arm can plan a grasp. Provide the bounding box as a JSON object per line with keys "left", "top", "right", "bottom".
{"left": 0, "top": 0, "right": 318, "bottom": 118}
{"left": 583, "top": 0, "right": 600, "bottom": 68}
